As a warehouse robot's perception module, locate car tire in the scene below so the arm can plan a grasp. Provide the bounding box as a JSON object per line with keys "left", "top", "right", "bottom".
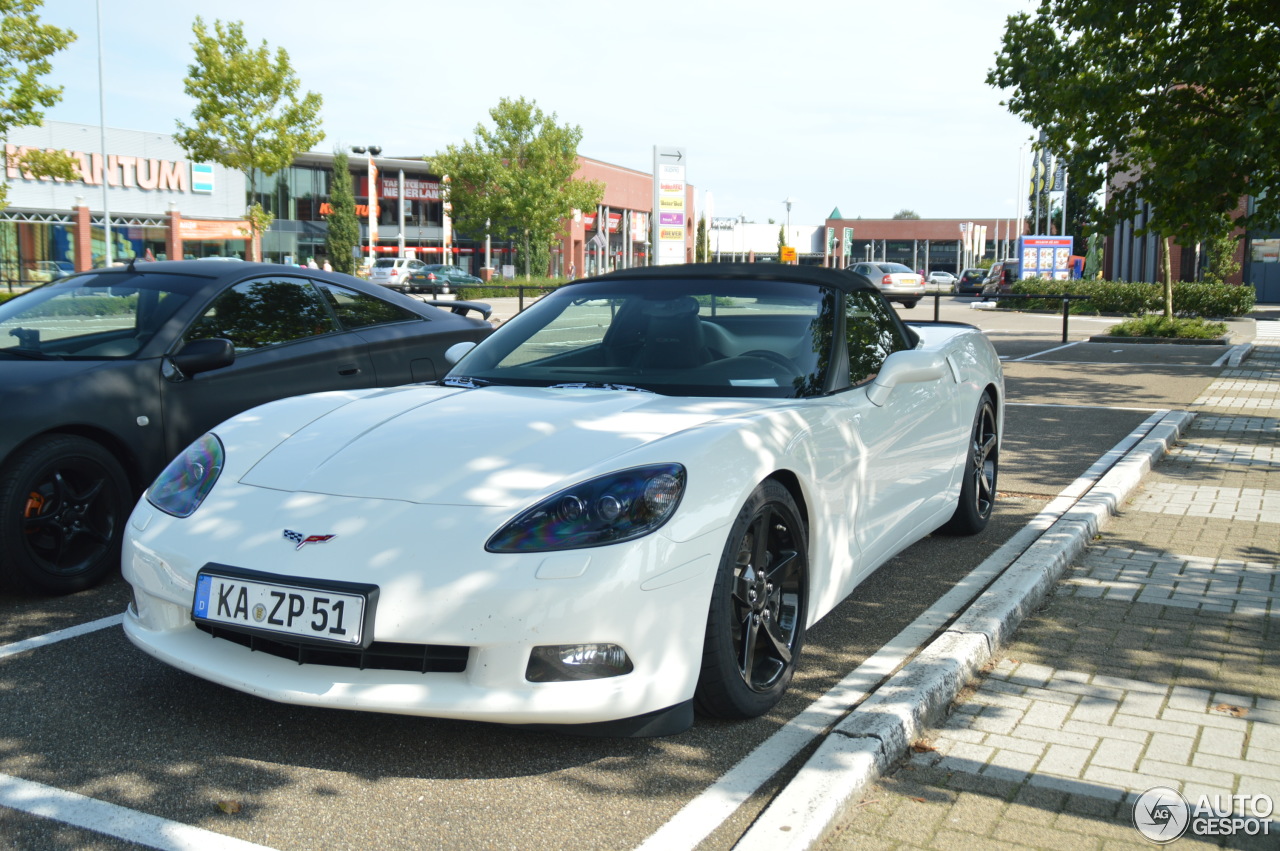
{"left": 938, "top": 391, "right": 999, "bottom": 536}
{"left": 900, "top": 300, "right": 919, "bottom": 309}
{"left": 695, "top": 480, "right": 808, "bottom": 719}
{"left": 0, "top": 435, "right": 131, "bottom": 595}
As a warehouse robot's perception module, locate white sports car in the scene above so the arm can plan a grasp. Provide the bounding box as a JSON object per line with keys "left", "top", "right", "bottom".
{"left": 122, "top": 264, "right": 1003, "bottom": 736}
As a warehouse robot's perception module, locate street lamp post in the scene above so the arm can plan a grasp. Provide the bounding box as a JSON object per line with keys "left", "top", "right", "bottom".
{"left": 351, "top": 145, "right": 382, "bottom": 266}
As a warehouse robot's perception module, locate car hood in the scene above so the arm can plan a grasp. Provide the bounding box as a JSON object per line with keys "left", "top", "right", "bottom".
{"left": 238, "top": 385, "right": 762, "bottom": 507}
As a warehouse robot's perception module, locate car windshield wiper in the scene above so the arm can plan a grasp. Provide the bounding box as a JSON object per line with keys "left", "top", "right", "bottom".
{"left": 547, "top": 382, "right": 655, "bottom": 393}
{"left": 440, "top": 376, "right": 493, "bottom": 389}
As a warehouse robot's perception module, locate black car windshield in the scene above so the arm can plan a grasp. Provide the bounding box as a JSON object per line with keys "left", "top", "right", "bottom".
{"left": 0, "top": 274, "right": 192, "bottom": 360}
{"left": 447, "top": 277, "right": 836, "bottom": 398}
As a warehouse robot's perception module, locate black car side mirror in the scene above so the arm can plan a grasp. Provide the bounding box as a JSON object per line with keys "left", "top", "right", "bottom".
{"left": 167, "top": 338, "right": 235, "bottom": 380}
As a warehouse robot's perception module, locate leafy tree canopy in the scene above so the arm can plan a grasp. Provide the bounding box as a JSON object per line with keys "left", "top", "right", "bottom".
{"left": 174, "top": 17, "right": 324, "bottom": 249}
{"left": 891, "top": 209, "right": 920, "bottom": 220}
{"left": 0, "top": 0, "right": 78, "bottom": 209}
{"left": 175, "top": 17, "right": 324, "bottom": 177}
{"left": 430, "top": 97, "right": 603, "bottom": 275}
{"left": 989, "top": 0, "right": 1280, "bottom": 247}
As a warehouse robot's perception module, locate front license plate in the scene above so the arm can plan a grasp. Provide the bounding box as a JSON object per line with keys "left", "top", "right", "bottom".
{"left": 194, "top": 569, "right": 369, "bottom": 646}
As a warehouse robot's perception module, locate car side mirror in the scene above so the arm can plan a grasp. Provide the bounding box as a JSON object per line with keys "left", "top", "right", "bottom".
{"left": 866, "top": 349, "right": 948, "bottom": 406}
{"left": 444, "top": 341, "right": 477, "bottom": 365}
{"left": 167, "top": 338, "right": 235, "bottom": 379}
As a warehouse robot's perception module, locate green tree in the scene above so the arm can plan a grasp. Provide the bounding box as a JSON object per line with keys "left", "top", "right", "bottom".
{"left": 0, "top": 1, "right": 79, "bottom": 210}
{"left": 174, "top": 17, "right": 324, "bottom": 260}
{"left": 989, "top": 0, "right": 1280, "bottom": 317}
{"left": 430, "top": 97, "right": 603, "bottom": 278}
{"left": 695, "top": 214, "right": 708, "bottom": 262}
{"left": 892, "top": 209, "right": 920, "bottom": 220}
{"left": 325, "top": 150, "right": 359, "bottom": 274}
{"left": 1202, "top": 233, "right": 1241, "bottom": 285}
{"left": 777, "top": 225, "right": 785, "bottom": 262}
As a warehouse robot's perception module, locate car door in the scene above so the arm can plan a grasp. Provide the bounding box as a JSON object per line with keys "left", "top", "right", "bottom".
{"left": 158, "top": 274, "right": 378, "bottom": 458}
{"left": 835, "top": 291, "right": 960, "bottom": 572}
{"left": 312, "top": 278, "right": 468, "bottom": 384}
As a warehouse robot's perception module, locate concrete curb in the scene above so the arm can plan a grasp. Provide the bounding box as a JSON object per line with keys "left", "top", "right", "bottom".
{"left": 733, "top": 410, "right": 1193, "bottom": 851}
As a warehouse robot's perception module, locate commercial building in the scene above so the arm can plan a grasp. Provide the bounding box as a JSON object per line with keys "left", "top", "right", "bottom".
{"left": 2, "top": 121, "right": 695, "bottom": 285}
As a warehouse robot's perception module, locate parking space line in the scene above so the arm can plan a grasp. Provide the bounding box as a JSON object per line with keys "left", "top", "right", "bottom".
{"left": 1010, "top": 342, "right": 1081, "bottom": 361}
{"left": 1007, "top": 401, "right": 1167, "bottom": 413}
{"left": 0, "top": 774, "right": 277, "bottom": 851}
{"left": 636, "top": 411, "right": 1173, "bottom": 851}
{"left": 0, "top": 614, "right": 123, "bottom": 661}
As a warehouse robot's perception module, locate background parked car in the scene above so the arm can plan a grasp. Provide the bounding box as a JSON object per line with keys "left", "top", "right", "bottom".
{"left": 402, "top": 264, "right": 484, "bottom": 294}
{"left": 982, "top": 262, "right": 1016, "bottom": 297}
{"left": 369, "top": 257, "right": 427, "bottom": 290}
{"left": 0, "top": 260, "right": 493, "bottom": 595}
{"left": 846, "top": 261, "right": 926, "bottom": 308}
{"left": 925, "top": 271, "right": 958, "bottom": 292}
{"left": 955, "top": 268, "right": 989, "bottom": 295}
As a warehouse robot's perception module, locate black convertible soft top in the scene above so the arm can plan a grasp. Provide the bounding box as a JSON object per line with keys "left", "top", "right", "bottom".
{"left": 576, "top": 262, "right": 879, "bottom": 295}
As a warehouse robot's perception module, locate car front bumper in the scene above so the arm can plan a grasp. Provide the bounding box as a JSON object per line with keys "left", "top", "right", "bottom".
{"left": 121, "top": 492, "right": 723, "bottom": 727}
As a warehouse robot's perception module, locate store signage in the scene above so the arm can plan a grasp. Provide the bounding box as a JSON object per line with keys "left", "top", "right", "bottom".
{"left": 377, "top": 177, "right": 441, "bottom": 201}
{"left": 652, "top": 147, "right": 688, "bottom": 266}
{"left": 318, "top": 203, "right": 378, "bottom": 218}
{"left": 178, "top": 219, "right": 251, "bottom": 240}
{"left": 1018, "top": 235, "right": 1074, "bottom": 280}
{"left": 4, "top": 144, "right": 199, "bottom": 192}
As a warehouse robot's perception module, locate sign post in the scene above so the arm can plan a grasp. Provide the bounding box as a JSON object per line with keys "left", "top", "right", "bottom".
{"left": 653, "top": 146, "right": 687, "bottom": 266}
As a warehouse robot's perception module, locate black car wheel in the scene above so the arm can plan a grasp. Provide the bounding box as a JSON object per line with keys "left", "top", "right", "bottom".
{"left": 695, "top": 480, "right": 808, "bottom": 719}
{"left": 0, "top": 435, "right": 130, "bottom": 595}
{"left": 939, "top": 391, "right": 999, "bottom": 535}
{"left": 899, "top": 300, "right": 919, "bottom": 309}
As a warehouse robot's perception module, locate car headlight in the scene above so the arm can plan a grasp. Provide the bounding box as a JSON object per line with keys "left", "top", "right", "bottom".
{"left": 486, "top": 464, "right": 685, "bottom": 553}
{"left": 146, "top": 433, "right": 225, "bottom": 518}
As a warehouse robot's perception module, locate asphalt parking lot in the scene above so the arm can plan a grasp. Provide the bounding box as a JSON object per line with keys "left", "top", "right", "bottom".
{"left": 0, "top": 297, "right": 1254, "bottom": 850}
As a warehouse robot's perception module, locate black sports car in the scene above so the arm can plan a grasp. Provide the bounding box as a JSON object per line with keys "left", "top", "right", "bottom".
{"left": 0, "top": 260, "right": 493, "bottom": 595}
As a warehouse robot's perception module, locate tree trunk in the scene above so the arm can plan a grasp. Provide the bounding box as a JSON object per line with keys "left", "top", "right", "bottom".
{"left": 1162, "top": 236, "right": 1174, "bottom": 319}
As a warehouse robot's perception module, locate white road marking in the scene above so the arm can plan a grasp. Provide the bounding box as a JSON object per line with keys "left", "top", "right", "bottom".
{"left": 0, "top": 775, "right": 277, "bottom": 851}
{"left": 636, "top": 412, "right": 1171, "bottom": 851}
{"left": 0, "top": 614, "right": 122, "bottom": 661}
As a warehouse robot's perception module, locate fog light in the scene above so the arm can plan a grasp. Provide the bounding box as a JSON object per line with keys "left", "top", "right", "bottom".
{"left": 525, "top": 643, "right": 634, "bottom": 682}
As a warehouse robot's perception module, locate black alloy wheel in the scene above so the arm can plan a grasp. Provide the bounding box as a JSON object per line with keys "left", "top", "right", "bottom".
{"left": 0, "top": 435, "right": 130, "bottom": 595}
{"left": 695, "top": 480, "right": 808, "bottom": 720}
{"left": 939, "top": 391, "right": 999, "bottom": 535}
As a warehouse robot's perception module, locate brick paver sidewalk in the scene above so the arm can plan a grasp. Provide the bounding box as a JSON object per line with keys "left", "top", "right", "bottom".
{"left": 821, "top": 323, "right": 1280, "bottom": 850}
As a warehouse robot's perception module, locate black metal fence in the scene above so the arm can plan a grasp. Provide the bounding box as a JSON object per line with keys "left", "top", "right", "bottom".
{"left": 927, "top": 291, "right": 1092, "bottom": 343}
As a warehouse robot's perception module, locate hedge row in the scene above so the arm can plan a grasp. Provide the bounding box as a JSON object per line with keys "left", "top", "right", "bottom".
{"left": 0, "top": 292, "right": 137, "bottom": 315}
{"left": 1002, "top": 278, "right": 1256, "bottom": 318}
{"left": 454, "top": 278, "right": 563, "bottom": 301}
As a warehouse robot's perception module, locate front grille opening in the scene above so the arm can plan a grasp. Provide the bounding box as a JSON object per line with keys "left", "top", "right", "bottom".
{"left": 195, "top": 622, "right": 469, "bottom": 673}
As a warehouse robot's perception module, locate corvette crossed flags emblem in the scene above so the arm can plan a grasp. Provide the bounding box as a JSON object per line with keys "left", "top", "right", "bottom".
{"left": 283, "top": 529, "right": 336, "bottom": 550}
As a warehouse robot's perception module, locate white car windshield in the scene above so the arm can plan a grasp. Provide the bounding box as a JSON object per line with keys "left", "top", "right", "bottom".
{"left": 447, "top": 278, "right": 841, "bottom": 398}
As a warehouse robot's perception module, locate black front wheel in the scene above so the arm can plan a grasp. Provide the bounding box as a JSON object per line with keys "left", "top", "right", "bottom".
{"left": 939, "top": 391, "right": 999, "bottom": 535}
{"left": 695, "top": 481, "right": 808, "bottom": 720}
{"left": 0, "top": 435, "right": 131, "bottom": 595}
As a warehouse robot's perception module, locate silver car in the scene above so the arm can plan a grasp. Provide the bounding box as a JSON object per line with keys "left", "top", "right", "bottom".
{"left": 369, "top": 257, "right": 427, "bottom": 290}
{"left": 847, "top": 262, "right": 926, "bottom": 308}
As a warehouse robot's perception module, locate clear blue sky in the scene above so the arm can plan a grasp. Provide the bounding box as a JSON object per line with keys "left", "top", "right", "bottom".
{"left": 35, "top": 0, "right": 1038, "bottom": 227}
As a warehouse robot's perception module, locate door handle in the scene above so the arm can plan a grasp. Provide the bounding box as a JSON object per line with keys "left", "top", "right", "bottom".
{"left": 338, "top": 365, "right": 361, "bottom": 375}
